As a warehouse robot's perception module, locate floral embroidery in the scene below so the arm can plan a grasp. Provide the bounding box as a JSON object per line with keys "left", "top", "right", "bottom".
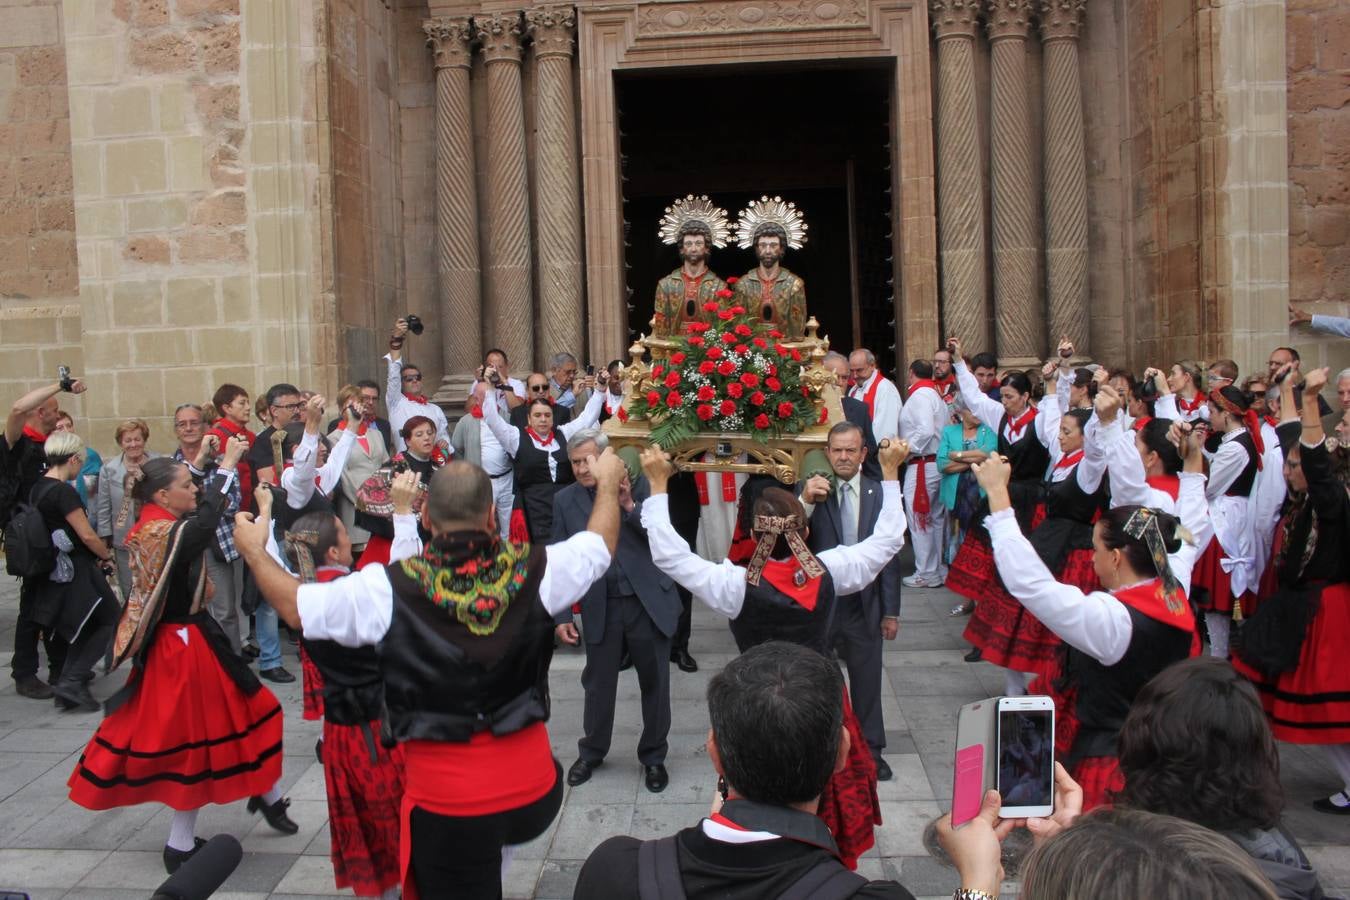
{"left": 400, "top": 540, "right": 530, "bottom": 635}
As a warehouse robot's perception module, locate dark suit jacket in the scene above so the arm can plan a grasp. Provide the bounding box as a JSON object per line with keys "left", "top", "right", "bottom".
{"left": 550, "top": 476, "right": 681, "bottom": 644}
{"left": 510, "top": 402, "right": 571, "bottom": 428}
{"left": 804, "top": 474, "right": 902, "bottom": 627}
{"left": 842, "top": 396, "right": 883, "bottom": 482}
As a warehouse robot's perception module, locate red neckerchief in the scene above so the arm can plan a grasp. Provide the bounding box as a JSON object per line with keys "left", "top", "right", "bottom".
{"left": 211, "top": 417, "right": 255, "bottom": 445}
{"left": 907, "top": 378, "right": 938, "bottom": 399}
{"left": 1145, "top": 474, "right": 1180, "bottom": 501}
{"left": 695, "top": 470, "right": 738, "bottom": 505}
{"left": 315, "top": 566, "right": 350, "bottom": 583}
{"left": 335, "top": 418, "right": 370, "bottom": 454}
{"left": 125, "top": 501, "right": 178, "bottom": 542}
{"left": 1132, "top": 415, "right": 1153, "bottom": 433}
{"left": 853, "top": 372, "right": 882, "bottom": 418}
{"left": 1177, "top": 392, "right": 1203, "bottom": 414}
{"left": 1005, "top": 406, "right": 1037, "bottom": 440}
{"left": 934, "top": 373, "right": 956, "bottom": 397}
{"left": 469, "top": 404, "right": 484, "bottom": 419}
{"left": 1113, "top": 577, "right": 1198, "bottom": 654}
{"left": 526, "top": 427, "right": 554, "bottom": 449}
{"left": 21, "top": 424, "right": 47, "bottom": 445}
{"left": 1054, "top": 449, "right": 1084, "bottom": 470}
{"left": 1263, "top": 413, "right": 1278, "bottom": 428}
{"left": 758, "top": 557, "right": 823, "bottom": 611}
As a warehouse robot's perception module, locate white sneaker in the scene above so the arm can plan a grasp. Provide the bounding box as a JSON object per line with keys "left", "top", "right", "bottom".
{"left": 903, "top": 574, "right": 944, "bottom": 588}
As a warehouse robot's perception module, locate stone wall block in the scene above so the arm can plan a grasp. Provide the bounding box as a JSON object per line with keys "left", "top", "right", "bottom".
{"left": 123, "top": 234, "right": 170, "bottom": 264}
{"left": 192, "top": 21, "right": 240, "bottom": 75}
{"left": 129, "top": 32, "right": 199, "bottom": 74}
{"left": 104, "top": 138, "right": 167, "bottom": 195}
{"left": 190, "top": 190, "right": 247, "bottom": 227}
{"left": 176, "top": 227, "right": 246, "bottom": 264}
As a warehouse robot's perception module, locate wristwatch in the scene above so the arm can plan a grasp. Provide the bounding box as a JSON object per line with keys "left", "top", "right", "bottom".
{"left": 953, "top": 890, "right": 997, "bottom": 900}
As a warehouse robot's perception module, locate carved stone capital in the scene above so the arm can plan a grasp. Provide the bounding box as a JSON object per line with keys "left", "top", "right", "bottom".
{"left": 930, "top": 0, "right": 980, "bottom": 40}
{"left": 476, "top": 12, "right": 525, "bottom": 64}
{"left": 526, "top": 5, "right": 576, "bottom": 59}
{"left": 984, "top": 0, "right": 1031, "bottom": 41}
{"left": 423, "top": 16, "right": 475, "bottom": 69}
{"left": 1038, "top": 0, "right": 1085, "bottom": 42}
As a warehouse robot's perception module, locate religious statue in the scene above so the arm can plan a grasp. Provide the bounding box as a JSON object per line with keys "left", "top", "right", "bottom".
{"left": 652, "top": 195, "right": 731, "bottom": 337}
{"left": 732, "top": 196, "right": 809, "bottom": 340}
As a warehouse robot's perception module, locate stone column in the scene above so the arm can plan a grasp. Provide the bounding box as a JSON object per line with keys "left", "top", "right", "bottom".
{"left": 930, "top": 0, "right": 988, "bottom": 351}
{"left": 477, "top": 12, "right": 534, "bottom": 369}
{"left": 1039, "top": 0, "right": 1089, "bottom": 356}
{"left": 424, "top": 17, "right": 482, "bottom": 402}
{"left": 985, "top": 0, "right": 1040, "bottom": 363}
{"left": 526, "top": 6, "right": 585, "bottom": 363}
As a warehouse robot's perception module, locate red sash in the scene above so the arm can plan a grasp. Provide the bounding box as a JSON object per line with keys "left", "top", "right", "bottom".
{"left": 1005, "top": 407, "right": 1037, "bottom": 440}
{"left": 903, "top": 379, "right": 939, "bottom": 527}
{"left": 695, "top": 470, "right": 738, "bottom": 505}
{"left": 854, "top": 373, "right": 882, "bottom": 418}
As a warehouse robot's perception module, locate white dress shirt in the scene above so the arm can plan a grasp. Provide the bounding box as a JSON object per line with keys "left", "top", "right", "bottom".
{"left": 384, "top": 354, "right": 451, "bottom": 454}
{"left": 279, "top": 428, "right": 357, "bottom": 510}
{"left": 954, "top": 361, "right": 1055, "bottom": 448}
{"left": 481, "top": 390, "right": 606, "bottom": 480}
{"left": 848, "top": 371, "right": 902, "bottom": 440}
{"left": 1091, "top": 416, "right": 1178, "bottom": 513}
{"left": 799, "top": 470, "right": 862, "bottom": 534}
{"left": 898, "top": 383, "right": 948, "bottom": 457}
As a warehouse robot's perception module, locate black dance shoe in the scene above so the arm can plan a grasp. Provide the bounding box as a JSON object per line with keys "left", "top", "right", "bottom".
{"left": 53, "top": 682, "right": 100, "bottom": 712}
{"left": 247, "top": 795, "right": 300, "bottom": 834}
{"left": 963, "top": 646, "right": 983, "bottom": 663}
{"left": 1312, "top": 791, "right": 1350, "bottom": 815}
{"left": 163, "top": 836, "right": 207, "bottom": 874}
{"left": 874, "top": 756, "right": 893, "bottom": 782}
{"left": 259, "top": 666, "right": 295, "bottom": 684}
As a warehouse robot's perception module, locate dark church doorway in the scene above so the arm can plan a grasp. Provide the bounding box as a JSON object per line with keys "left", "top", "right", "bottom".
{"left": 616, "top": 63, "right": 898, "bottom": 377}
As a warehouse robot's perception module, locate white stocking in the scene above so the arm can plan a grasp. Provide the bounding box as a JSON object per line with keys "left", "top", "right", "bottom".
{"left": 261, "top": 784, "right": 283, "bottom": 805}
{"left": 1003, "top": 669, "right": 1028, "bottom": 697}
{"left": 501, "top": 844, "right": 517, "bottom": 883}
{"left": 1205, "top": 612, "right": 1231, "bottom": 658}
{"left": 168, "top": 808, "right": 200, "bottom": 852}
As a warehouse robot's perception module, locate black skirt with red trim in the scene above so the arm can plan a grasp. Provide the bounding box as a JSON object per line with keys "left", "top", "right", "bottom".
{"left": 815, "top": 688, "right": 880, "bottom": 871}
{"left": 324, "top": 719, "right": 406, "bottom": 897}
{"left": 1234, "top": 582, "right": 1350, "bottom": 744}
{"left": 68, "top": 619, "right": 283, "bottom": 811}
{"left": 1191, "top": 538, "right": 1255, "bottom": 615}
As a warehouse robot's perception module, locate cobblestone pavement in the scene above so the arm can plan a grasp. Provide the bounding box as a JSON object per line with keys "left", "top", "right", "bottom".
{"left": 0, "top": 570, "right": 1345, "bottom": 899}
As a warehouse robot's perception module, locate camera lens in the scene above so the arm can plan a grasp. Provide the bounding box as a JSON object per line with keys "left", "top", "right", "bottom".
{"left": 405, "top": 314, "right": 424, "bottom": 336}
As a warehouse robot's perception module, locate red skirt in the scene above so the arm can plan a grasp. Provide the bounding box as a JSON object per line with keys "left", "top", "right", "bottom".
{"left": 356, "top": 534, "right": 393, "bottom": 569}
{"left": 946, "top": 529, "right": 995, "bottom": 601}
{"left": 1071, "top": 756, "right": 1124, "bottom": 811}
{"left": 68, "top": 622, "right": 283, "bottom": 811}
{"left": 816, "top": 689, "right": 880, "bottom": 870}
{"left": 1191, "top": 539, "right": 1255, "bottom": 615}
{"left": 1031, "top": 664, "right": 1122, "bottom": 810}
{"left": 300, "top": 645, "right": 324, "bottom": 721}
{"left": 1233, "top": 582, "right": 1350, "bottom": 744}
{"left": 324, "top": 719, "right": 406, "bottom": 897}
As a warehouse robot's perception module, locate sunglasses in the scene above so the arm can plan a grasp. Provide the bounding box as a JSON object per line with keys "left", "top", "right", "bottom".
{"left": 529, "top": 385, "right": 549, "bottom": 393}
{"left": 402, "top": 374, "right": 423, "bottom": 383}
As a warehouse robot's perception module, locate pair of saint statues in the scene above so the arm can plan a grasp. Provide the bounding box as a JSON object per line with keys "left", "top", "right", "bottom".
{"left": 653, "top": 195, "right": 809, "bottom": 340}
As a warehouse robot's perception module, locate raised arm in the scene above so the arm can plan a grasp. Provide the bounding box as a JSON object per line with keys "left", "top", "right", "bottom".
{"left": 537, "top": 449, "right": 625, "bottom": 614}
{"left": 558, "top": 380, "right": 607, "bottom": 441}
{"left": 954, "top": 360, "right": 1006, "bottom": 432}
{"left": 1078, "top": 383, "right": 1124, "bottom": 495}
{"left": 480, "top": 387, "right": 521, "bottom": 457}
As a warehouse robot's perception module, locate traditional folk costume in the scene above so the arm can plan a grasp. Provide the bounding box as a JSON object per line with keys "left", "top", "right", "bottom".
{"left": 898, "top": 377, "right": 950, "bottom": 586}
{"left": 989, "top": 428, "right": 1210, "bottom": 809}
{"left": 354, "top": 449, "right": 443, "bottom": 569}
{"left": 292, "top": 524, "right": 613, "bottom": 899}
{"left": 1154, "top": 389, "right": 1210, "bottom": 425}
{"left": 848, "top": 370, "right": 903, "bottom": 442}
{"left": 640, "top": 479, "right": 908, "bottom": 869}
{"left": 67, "top": 467, "right": 288, "bottom": 860}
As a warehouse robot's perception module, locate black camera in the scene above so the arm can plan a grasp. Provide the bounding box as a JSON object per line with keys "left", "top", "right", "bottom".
{"left": 1137, "top": 378, "right": 1159, "bottom": 402}
{"left": 57, "top": 365, "right": 74, "bottom": 392}
{"left": 404, "top": 314, "right": 424, "bottom": 336}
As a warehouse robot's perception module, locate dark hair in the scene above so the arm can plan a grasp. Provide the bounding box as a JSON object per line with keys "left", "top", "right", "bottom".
{"left": 678, "top": 221, "right": 713, "bottom": 243}
{"left": 265, "top": 383, "right": 301, "bottom": 408}
{"left": 1117, "top": 657, "right": 1283, "bottom": 832}
{"left": 606, "top": 359, "right": 622, "bottom": 376}
{"left": 1071, "top": 368, "right": 1100, "bottom": 400}
{"left": 1210, "top": 359, "right": 1239, "bottom": 382}
{"left": 707, "top": 641, "right": 844, "bottom": 805}
{"left": 485, "top": 347, "right": 509, "bottom": 365}
{"left": 527, "top": 397, "right": 554, "bottom": 415}
{"left": 1212, "top": 384, "right": 1251, "bottom": 414}
{"left": 1099, "top": 505, "right": 1184, "bottom": 575}
{"left": 970, "top": 352, "right": 998, "bottom": 371}
{"left": 1272, "top": 346, "right": 1300, "bottom": 363}
{"left": 1001, "top": 370, "right": 1032, "bottom": 396}
{"left": 827, "top": 420, "right": 864, "bottom": 444}
{"left": 909, "top": 359, "right": 934, "bottom": 380}
{"left": 285, "top": 511, "right": 341, "bottom": 570}
{"left": 131, "top": 457, "right": 187, "bottom": 503}
{"left": 400, "top": 415, "right": 435, "bottom": 441}
{"left": 426, "top": 461, "right": 493, "bottom": 526}
{"left": 752, "top": 486, "right": 807, "bottom": 559}
{"left": 1063, "top": 408, "right": 1092, "bottom": 434}
{"left": 356, "top": 379, "right": 380, "bottom": 395}
{"left": 400, "top": 363, "right": 421, "bottom": 377}
{"left": 212, "top": 383, "right": 247, "bottom": 411}
{"left": 1138, "top": 418, "right": 1183, "bottom": 474}
{"left": 752, "top": 222, "right": 789, "bottom": 246}
{"left": 281, "top": 422, "right": 331, "bottom": 460}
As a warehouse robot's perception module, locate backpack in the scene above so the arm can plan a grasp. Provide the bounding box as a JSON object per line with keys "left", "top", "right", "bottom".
{"left": 636, "top": 834, "right": 867, "bottom": 900}
{"left": 4, "top": 480, "right": 58, "bottom": 578}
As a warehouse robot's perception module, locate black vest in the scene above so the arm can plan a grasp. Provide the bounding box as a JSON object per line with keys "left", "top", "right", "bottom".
{"left": 1028, "top": 464, "right": 1109, "bottom": 572}
{"left": 997, "top": 413, "right": 1050, "bottom": 532}
{"left": 731, "top": 569, "right": 838, "bottom": 656}
{"left": 302, "top": 637, "right": 383, "bottom": 726}
{"left": 377, "top": 547, "right": 553, "bottom": 742}
{"left": 513, "top": 429, "right": 572, "bottom": 542}
{"left": 1224, "top": 431, "right": 1259, "bottom": 498}
{"left": 1067, "top": 606, "right": 1192, "bottom": 761}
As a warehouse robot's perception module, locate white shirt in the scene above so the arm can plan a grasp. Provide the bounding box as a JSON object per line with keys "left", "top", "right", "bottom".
{"left": 265, "top": 510, "right": 421, "bottom": 573}
{"left": 1092, "top": 416, "right": 1178, "bottom": 513}
{"left": 954, "top": 361, "right": 1054, "bottom": 448}
{"left": 279, "top": 428, "right": 357, "bottom": 510}
{"left": 1154, "top": 391, "right": 1209, "bottom": 424}
{"left": 481, "top": 390, "right": 606, "bottom": 479}
{"left": 384, "top": 354, "right": 451, "bottom": 454}
{"left": 898, "top": 383, "right": 948, "bottom": 457}
{"left": 1206, "top": 429, "right": 1254, "bottom": 501}
{"left": 986, "top": 468, "right": 1209, "bottom": 666}
{"left": 296, "top": 530, "right": 613, "bottom": 647}
{"left": 639, "top": 481, "right": 907, "bottom": 619}
{"left": 848, "top": 371, "right": 902, "bottom": 440}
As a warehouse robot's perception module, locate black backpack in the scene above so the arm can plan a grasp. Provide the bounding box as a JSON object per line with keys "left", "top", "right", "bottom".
{"left": 636, "top": 835, "right": 867, "bottom": 900}
{"left": 4, "top": 481, "right": 58, "bottom": 578}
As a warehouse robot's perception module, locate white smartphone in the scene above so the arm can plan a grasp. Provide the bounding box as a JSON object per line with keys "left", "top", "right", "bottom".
{"left": 995, "top": 695, "right": 1055, "bottom": 818}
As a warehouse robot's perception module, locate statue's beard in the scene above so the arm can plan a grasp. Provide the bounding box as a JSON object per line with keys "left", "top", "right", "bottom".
{"left": 680, "top": 247, "right": 708, "bottom": 265}
{"left": 757, "top": 250, "right": 782, "bottom": 267}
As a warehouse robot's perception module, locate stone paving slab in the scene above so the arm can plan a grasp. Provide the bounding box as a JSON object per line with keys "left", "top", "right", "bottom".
{"left": 0, "top": 571, "right": 1345, "bottom": 899}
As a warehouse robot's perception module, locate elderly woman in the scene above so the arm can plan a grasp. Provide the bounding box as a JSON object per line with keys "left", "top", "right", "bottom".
{"left": 937, "top": 396, "right": 997, "bottom": 618}
{"left": 327, "top": 383, "right": 390, "bottom": 554}
{"left": 95, "top": 418, "right": 160, "bottom": 599}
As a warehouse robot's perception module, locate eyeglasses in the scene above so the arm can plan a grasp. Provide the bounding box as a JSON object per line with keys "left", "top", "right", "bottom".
{"left": 402, "top": 375, "right": 422, "bottom": 383}
{"left": 272, "top": 401, "right": 305, "bottom": 411}
{"left": 174, "top": 420, "right": 202, "bottom": 430}
{"left": 529, "top": 385, "right": 550, "bottom": 393}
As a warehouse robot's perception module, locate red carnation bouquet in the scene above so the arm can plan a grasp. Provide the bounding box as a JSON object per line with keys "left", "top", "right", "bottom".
{"left": 629, "top": 279, "right": 818, "bottom": 445}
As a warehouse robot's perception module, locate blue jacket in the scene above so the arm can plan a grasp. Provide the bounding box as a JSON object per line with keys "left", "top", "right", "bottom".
{"left": 937, "top": 423, "right": 997, "bottom": 510}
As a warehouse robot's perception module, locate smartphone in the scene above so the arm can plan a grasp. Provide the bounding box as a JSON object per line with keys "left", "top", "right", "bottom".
{"left": 996, "top": 696, "right": 1055, "bottom": 818}
{"left": 586, "top": 364, "right": 595, "bottom": 376}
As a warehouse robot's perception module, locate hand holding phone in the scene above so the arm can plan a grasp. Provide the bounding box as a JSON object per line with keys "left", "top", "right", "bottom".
{"left": 996, "top": 696, "right": 1055, "bottom": 818}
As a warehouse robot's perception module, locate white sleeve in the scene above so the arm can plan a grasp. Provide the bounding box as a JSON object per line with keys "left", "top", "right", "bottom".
{"left": 1154, "top": 393, "right": 1179, "bottom": 422}
{"left": 384, "top": 354, "right": 405, "bottom": 419}
{"left": 1076, "top": 416, "right": 1116, "bottom": 494}
{"left": 818, "top": 480, "right": 907, "bottom": 595}
{"left": 1036, "top": 393, "right": 1061, "bottom": 456}
{"left": 1056, "top": 370, "right": 1073, "bottom": 414}
{"left": 297, "top": 564, "right": 394, "bottom": 648}
{"left": 388, "top": 512, "right": 422, "bottom": 563}
{"left": 559, "top": 388, "right": 606, "bottom": 441}
{"left": 1172, "top": 472, "right": 1210, "bottom": 596}
{"left": 480, "top": 389, "right": 521, "bottom": 456}
{"left": 872, "top": 379, "right": 901, "bottom": 440}
{"left": 639, "top": 492, "right": 747, "bottom": 618}
{"left": 1205, "top": 438, "right": 1246, "bottom": 501}
{"left": 315, "top": 428, "right": 356, "bottom": 497}
{"left": 539, "top": 530, "right": 613, "bottom": 615}
{"left": 955, "top": 361, "right": 1006, "bottom": 432}
{"left": 1102, "top": 419, "right": 1150, "bottom": 508}
{"left": 281, "top": 431, "right": 321, "bottom": 509}
{"left": 987, "top": 508, "right": 1134, "bottom": 665}
{"left": 433, "top": 406, "right": 450, "bottom": 449}
{"left": 1310, "top": 314, "right": 1350, "bottom": 338}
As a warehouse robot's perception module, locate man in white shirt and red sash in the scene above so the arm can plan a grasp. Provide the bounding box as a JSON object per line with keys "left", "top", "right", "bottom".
{"left": 848, "top": 348, "right": 902, "bottom": 440}
{"left": 898, "top": 359, "right": 950, "bottom": 588}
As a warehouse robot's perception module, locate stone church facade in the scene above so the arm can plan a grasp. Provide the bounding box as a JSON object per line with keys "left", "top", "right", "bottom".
{"left": 0, "top": 0, "right": 1345, "bottom": 449}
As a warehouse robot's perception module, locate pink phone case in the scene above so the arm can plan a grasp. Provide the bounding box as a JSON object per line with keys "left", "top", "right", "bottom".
{"left": 951, "top": 744, "right": 985, "bottom": 827}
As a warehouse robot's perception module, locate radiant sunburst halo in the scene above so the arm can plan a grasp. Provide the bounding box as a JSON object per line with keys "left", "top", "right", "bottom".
{"left": 658, "top": 195, "right": 732, "bottom": 249}
{"left": 734, "top": 195, "right": 808, "bottom": 250}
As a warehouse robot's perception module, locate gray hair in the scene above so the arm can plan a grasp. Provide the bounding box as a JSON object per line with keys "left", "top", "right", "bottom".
{"left": 550, "top": 352, "right": 578, "bottom": 371}
{"left": 822, "top": 350, "right": 847, "bottom": 367}
{"left": 1337, "top": 368, "right": 1350, "bottom": 385}
{"left": 849, "top": 348, "right": 877, "bottom": 365}
{"left": 566, "top": 427, "right": 608, "bottom": 454}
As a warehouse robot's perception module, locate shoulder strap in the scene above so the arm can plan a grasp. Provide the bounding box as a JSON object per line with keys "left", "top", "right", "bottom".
{"left": 637, "top": 835, "right": 686, "bottom": 900}
{"left": 778, "top": 857, "right": 867, "bottom": 900}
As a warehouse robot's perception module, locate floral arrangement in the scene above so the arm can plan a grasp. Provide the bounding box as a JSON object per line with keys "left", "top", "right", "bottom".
{"left": 627, "top": 278, "right": 824, "bottom": 446}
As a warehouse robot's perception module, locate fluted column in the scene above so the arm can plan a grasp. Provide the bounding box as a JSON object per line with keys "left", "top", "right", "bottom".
{"left": 423, "top": 17, "right": 481, "bottom": 395}
{"left": 1040, "top": 0, "right": 1089, "bottom": 355}
{"left": 477, "top": 12, "right": 534, "bottom": 369}
{"left": 930, "top": 0, "right": 988, "bottom": 351}
{"left": 526, "top": 6, "right": 585, "bottom": 363}
{"left": 985, "top": 0, "right": 1040, "bottom": 363}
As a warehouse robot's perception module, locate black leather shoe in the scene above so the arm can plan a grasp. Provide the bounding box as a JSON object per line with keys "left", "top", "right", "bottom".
{"left": 874, "top": 757, "right": 893, "bottom": 782}
{"left": 315, "top": 739, "right": 324, "bottom": 764}
{"left": 163, "top": 836, "right": 207, "bottom": 874}
{"left": 259, "top": 666, "right": 295, "bottom": 684}
{"left": 53, "top": 682, "right": 100, "bottom": 712}
{"left": 567, "top": 758, "right": 601, "bottom": 787}
{"left": 644, "top": 764, "right": 669, "bottom": 793}
{"left": 247, "top": 795, "right": 299, "bottom": 834}
{"left": 241, "top": 641, "right": 260, "bottom": 659}
{"left": 963, "top": 646, "right": 983, "bottom": 663}
{"left": 15, "top": 676, "right": 53, "bottom": 700}
{"left": 670, "top": 648, "right": 698, "bottom": 673}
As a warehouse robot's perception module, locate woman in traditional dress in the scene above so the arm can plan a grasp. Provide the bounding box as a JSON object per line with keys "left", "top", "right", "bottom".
{"left": 1149, "top": 360, "right": 1209, "bottom": 424}
{"left": 355, "top": 414, "right": 446, "bottom": 568}
{"left": 67, "top": 438, "right": 298, "bottom": 874}
{"left": 976, "top": 395, "right": 1210, "bottom": 810}
{"left": 637, "top": 439, "right": 909, "bottom": 869}
{"left": 481, "top": 371, "right": 608, "bottom": 542}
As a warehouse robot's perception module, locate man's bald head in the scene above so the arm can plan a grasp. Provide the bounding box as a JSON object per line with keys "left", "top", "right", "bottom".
{"left": 426, "top": 460, "right": 494, "bottom": 531}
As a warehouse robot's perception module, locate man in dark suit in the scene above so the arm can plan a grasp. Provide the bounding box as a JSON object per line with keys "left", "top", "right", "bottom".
{"left": 823, "top": 351, "right": 881, "bottom": 481}
{"left": 800, "top": 421, "right": 902, "bottom": 780}
{"left": 553, "top": 428, "right": 681, "bottom": 793}
{"left": 510, "top": 372, "right": 572, "bottom": 427}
